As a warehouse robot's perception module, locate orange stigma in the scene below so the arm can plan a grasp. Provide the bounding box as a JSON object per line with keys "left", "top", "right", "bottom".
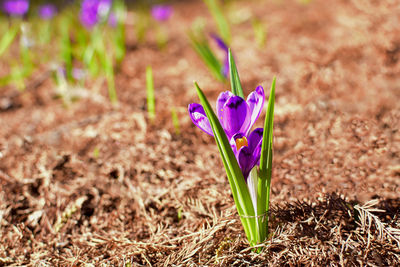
{"left": 235, "top": 137, "right": 248, "bottom": 150}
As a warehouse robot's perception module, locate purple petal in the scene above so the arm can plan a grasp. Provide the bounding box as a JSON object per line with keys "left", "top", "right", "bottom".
{"left": 3, "top": 0, "right": 29, "bottom": 16}
{"left": 237, "top": 146, "right": 257, "bottom": 179}
{"left": 188, "top": 103, "right": 213, "bottom": 136}
{"left": 246, "top": 86, "right": 265, "bottom": 132}
{"left": 216, "top": 91, "right": 233, "bottom": 121}
{"left": 248, "top": 128, "right": 263, "bottom": 166}
{"left": 253, "top": 144, "right": 262, "bottom": 166}
{"left": 221, "top": 96, "right": 251, "bottom": 139}
{"left": 80, "top": 0, "right": 99, "bottom": 28}
{"left": 210, "top": 33, "right": 228, "bottom": 52}
{"left": 80, "top": 11, "right": 98, "bottom": 28}
{"left": 80, "top": 0, "right": 112, "bottom": 28}
{"left": 247, "top": 128, "right": 263, "bottom": 152}
{"left": 151, "top": 5, "right": 172, "bottom": 21}
{"left": 232, "top": 129, "right": 263, "bottom": 176}
{"left": 38, "top": 4, "right": 56, "bottom": 19}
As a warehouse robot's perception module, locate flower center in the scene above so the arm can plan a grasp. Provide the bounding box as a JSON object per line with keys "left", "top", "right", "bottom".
{"left": 235, "top": 136, "right": 248, "bottom": 150}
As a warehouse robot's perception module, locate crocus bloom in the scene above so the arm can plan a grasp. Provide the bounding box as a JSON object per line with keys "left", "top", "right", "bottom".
{"left": 151, "top": 4, "right": 172, "bottom": 22}
{"left": 3, "top": 0, "right": 29, "bottom": 16}
{"left": 211, "top": 34, "right": 229, "bottom": 78}
{"left": 38, "top": 4, "right": 56, "bottom": 19}
{"left": 188, "top": 86, "right": 265, "bottom": 179}
{"left": 80, "top": 0, "right": 112, "bottom": 28}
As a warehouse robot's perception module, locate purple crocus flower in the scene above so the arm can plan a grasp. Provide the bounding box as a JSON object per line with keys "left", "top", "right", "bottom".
{"left": 2, "top": 0, "right": 29, "bottom": 16}
{"left": 80, "top": 0, "right": 112, "bottom": 28}
{"left": 38, "top": 4, "right": 56, "bottom": 19}
{"left": 151, "top": 4, "right": 172, "bottom": 22}
{"left": 80, "top": 0, "right": 100, "bottom": 28}
{"left": 188, "top": 86, "right": 265, "bottom": 179}
{"left": 211, "top": 34, "right": 229, "bottom": 78}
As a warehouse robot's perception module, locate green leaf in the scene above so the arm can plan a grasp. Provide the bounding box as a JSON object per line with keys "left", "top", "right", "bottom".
{"left": 195, "top": 82, "right": 257, "bottom": 245}
{"left": 38, "top": 21, "right": 52, "bottom": 45}
{"left": 20, "top": 44, "right": 33, "bottom": 78}
{"left": 114, "top": 1, "right": 126, "bottom": 63}
{"left": 104, "top": 53, "right": 118, "bottom": 105}
{"left": 135, "top": 8, "right": 149, "bottom": 44}
{"left": 0, "top": 26, "right": 18, "bottom": 57}
{"left": 203, "top": 0, "right": 231, "bottom": 44}
{"left": 114, "top": 0, "right": 127, "bottom": 63}
{"left": 60, "top": 18, "right": 73, "bottom": 80}
{"left": 146, "top": 66, "right": 156, "bottom": 122}
{"left": 252, "top": 18, "right": 267, "bottom": 48}
{"left": 114, "top": 18, "right": 126, "bottom": 64}
{"left": 257, "top": 77, "right": 276, "bottom": 243}
{"left": 188, "top": 31, "right": 226, "bottom": 82}
{"left": 228, "top": 49, "right": 244, "bottom": 98}
{"left": 171, "top": 107, "right": 180, "bottom": 135}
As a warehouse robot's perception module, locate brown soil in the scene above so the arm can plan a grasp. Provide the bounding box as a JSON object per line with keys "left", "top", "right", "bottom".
{"left": 0, "top": 0, "right": 399, "bottom": 265}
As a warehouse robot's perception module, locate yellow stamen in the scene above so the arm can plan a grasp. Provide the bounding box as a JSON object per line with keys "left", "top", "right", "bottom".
{"left": 235, "top": 137, "right": 248, "bottom": 150}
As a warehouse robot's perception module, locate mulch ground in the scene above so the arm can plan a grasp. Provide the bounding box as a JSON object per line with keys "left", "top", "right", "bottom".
{"left": 0, "top": 0, "right": 399, "bottom": 265}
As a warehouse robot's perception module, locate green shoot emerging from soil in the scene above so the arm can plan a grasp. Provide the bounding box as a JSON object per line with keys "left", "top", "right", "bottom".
{"left": 252, "top": 18, "right": 267, "bottom": 48}
{"left": 146, "top": 65, "right": 156, "bottom": 122}
{"left": 189, "top": 50, "right": 275, "bottom": 248}
{"left": 203, "top": 0, "right": 231, "bottom": 44}
{"left": 0, "top": 25, "right": 18, "bottom": 57}
{"left": 188, "top": 27, "right": 228, "bottom": 82}
{"left": 171, "top": 107, "right": 181, "bottom": 135}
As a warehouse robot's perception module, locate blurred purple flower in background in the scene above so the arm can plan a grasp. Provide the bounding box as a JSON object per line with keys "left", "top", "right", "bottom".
{"left": 211, "top": 33, "right": 229, "bottom": 78}
{"left": 58, "top": 66, "right": 87, "bottom": 81}
{"left": 38, "top": 4, "right": 56, "bottom": 19}
{"left": 2, "top": 0, "right": 29, "bottom": 16}
{"left": 80, "top": 0, "right": 112, "bottom": 28}
{"left": 108, "top": 12, "right": 117, "bottom": 27}
{"left": 80, "top": 0, "right": 99, "bottom": 28}
{"left": 72, "top": 67, "right": 87, "bottom": 81}
{"left": 151, "top": 4, "right": 172, "bottom": 22}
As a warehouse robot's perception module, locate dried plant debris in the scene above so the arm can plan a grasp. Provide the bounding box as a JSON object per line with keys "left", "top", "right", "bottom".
{"left": 268, "top": 194, "right": 400, "bottom": 266}
{"left": 1, "top": 184, "right": 399, "bottom": 266}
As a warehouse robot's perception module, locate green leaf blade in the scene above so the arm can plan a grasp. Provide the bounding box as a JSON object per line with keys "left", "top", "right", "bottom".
{"left": 146, "top": 66, "right": 156, "bottom": 121}
{"left": 228, "top": 49, "right": 244, "bottom": 98}
{"left": 0, "top": 26, "right": 18, "bottom": 57}
{"left": 188, "top": 31, "right": 226, "bottom": 82}
{"left": 203, "top": 0, "right": 231, "bottom": 44}
{"left": 257, "top": 77, "right": 276, "bottom": 243}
